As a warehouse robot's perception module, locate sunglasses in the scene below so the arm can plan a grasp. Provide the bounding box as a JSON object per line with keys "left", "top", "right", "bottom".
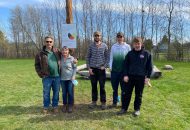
{"left": 117, "top": 36, "right": 123, "bottom": 38}
{"left": 46, "top": 41, "right": 52, "bottom": 43}
{"left": 95, "top": 35, "right": 100, "bottom": 37}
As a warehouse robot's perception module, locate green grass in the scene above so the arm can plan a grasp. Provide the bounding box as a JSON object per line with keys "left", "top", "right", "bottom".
{"left": 0, "top": 59, "right": 189, "bottom": 130}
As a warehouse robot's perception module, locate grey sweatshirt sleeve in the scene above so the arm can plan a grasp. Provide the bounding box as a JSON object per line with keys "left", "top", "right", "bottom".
{"left": 71, "top": 57, "right": 77, "bottom": 79}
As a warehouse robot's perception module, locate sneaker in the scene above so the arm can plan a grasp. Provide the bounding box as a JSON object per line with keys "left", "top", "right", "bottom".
{"left": 53, "top": 107, "right": 59, "bottom": 114}
{"left": 62, "top": 105, "right": 67, "bottom": 113}
{"left": 133, "top": 110, "right": 140, "bottom": 117}
{"left": 108, "top": 103, "right": 117, "bottom": 109}
{"left": 101, "top": 102, "right": 107, "bottom": 110}
{"left": 89, "top": 101, "right": 97, "bottom": 109}
{"left": 117, "top": 109, "right": 127, "bottom": 115}
{"left": 68, "top": 105, "right": 73, "bottom": 113}
{"left": 43, "top": 109, "right": 48, "bottom": 114}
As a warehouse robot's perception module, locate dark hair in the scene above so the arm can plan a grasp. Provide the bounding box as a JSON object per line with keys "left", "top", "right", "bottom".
{"left": 117, "top": 32, "right": 124, "bottom": 37}
{"left": 62, "top": 46, "right": 69, "bottom": 50}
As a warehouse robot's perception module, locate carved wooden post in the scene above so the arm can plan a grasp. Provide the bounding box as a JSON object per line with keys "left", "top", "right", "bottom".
{"left": 66, "top": 0, "right": 75, "bottom": 106}
{"left": 66, "top": 0, "right": 75, "bottom": 55}
{"left": 66, "top": 0, "right": 73, "bottom": 24}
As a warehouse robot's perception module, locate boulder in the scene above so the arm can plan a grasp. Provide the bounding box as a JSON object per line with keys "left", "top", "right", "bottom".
{"left": 77, "top": 64, "right": 162, "bottom": 79}
{"left": 163, "top": 65, "right": 174, "bottom": 70}
{"left": 151, "top": 65, "right": 162, "bottom": 78}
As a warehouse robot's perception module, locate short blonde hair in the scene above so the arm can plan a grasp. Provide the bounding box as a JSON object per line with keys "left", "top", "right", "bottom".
{"left": 93, "top": 31, "right": 101, "bottom": 37}
{"left": 132, "top": 37, "right": 142, "bottom": 43}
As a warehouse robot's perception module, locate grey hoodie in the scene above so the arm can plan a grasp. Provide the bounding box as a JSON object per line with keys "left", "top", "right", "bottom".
{"left": 60, "top": 55, "right": 77, "bottom": 80}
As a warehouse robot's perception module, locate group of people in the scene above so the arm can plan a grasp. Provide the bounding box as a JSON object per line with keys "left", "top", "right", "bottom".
{"left": 35, "top": 31, "right": 153, "bottom": 117}
{"left": 35, "top": 35, "right": 77, "bottom": 114}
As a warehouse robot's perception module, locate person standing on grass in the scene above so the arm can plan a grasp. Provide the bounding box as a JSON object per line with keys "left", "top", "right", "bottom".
{"left": 109, "top": 32, "right": 131, "bottom": 108}
{"left": 35, "top": 35, "right": 61, "bottom": 114}
{"left": 60, "top": 46, "right": 77, "bottom": 113}
{"left": 117, "top": 37, "right": 153, "bottom": 116}
{"left": 86, "top": 31, "right": 109, "bottom": 110}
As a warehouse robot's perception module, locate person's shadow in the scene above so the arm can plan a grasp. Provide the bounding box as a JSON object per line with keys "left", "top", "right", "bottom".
{"left": 0, "top": 103, "right": 132, "bottom": 123}
{"left": 0, "top": 105, "right": 42, "bottom": 116}
{"left": 27, "top": 103, "right": 122, "bottom": 123}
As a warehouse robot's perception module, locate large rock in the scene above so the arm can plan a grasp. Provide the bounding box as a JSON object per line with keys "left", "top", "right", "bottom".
{"left": 151, "top": 65, "right": 162, "bottom": 78}
{"left": 77, "top": 64, "right": 162, "bottom": 79}
{"left": 77, "top": 64, "right": 87, "bottom": 72}
{"left": 77, "top": 70, "right": 111, "bottom": 79}
{"left": 163, "top": 65, "right": 174, "bottom": 70}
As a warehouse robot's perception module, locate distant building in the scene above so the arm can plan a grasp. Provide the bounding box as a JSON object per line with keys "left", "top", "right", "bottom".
{"left": 158, "top": 43, "right": 168, "bottom": 52}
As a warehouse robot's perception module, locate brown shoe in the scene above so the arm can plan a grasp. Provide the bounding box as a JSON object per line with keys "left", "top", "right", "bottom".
{"left": 101, "top": 102, "right": 107, "bottom": 110}
{"left": 89, "top": 101, "right": 97, "bottom": 109}
{"left": 53, "top": 107, "right": 59, "bottom": 114}
{"left": 68, "top": 105, "right": 73, "bottom": 113}
{"left": 43, "top": 109, "right": 48, "bottom": 114}
{"left": 62, "top": 105, "right": 67, "bottom": 113}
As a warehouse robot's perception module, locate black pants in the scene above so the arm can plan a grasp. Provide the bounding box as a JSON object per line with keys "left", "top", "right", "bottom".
{"left": 121, "top": 76, "right": 145, "bottom": 111}
{"left": 90, "top": 68, "right": 106, "bottom": 103}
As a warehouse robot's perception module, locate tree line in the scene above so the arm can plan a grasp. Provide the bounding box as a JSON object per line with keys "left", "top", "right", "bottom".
{"left": 0, "top": 0, "right": 190, "bottom": 61}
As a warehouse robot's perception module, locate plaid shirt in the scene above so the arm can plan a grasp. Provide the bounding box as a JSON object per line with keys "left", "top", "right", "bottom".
{"left": 86, "top": 42, "right": 109, "bottom": 69}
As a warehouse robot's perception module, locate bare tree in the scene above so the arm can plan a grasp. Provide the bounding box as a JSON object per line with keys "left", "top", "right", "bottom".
{"left": 105, "top": 3, "right": 114, "bottom": 49}
{"left": 0, "top": 30, "right": 8, "bottom": 57}
{"left": 120, "top": 1, "right": 129, "bottom": 40}
{"left": 166, "top": 0, "right": 175, "bottom": 60}
{"left": 10, "top": 6, "right": 23, "bottom": 58}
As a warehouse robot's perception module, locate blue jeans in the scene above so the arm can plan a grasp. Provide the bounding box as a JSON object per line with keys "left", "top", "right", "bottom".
{"left": 111, "top": 71, "right": 124, "bottom": 104}
{"left": 42, "top": 76, "right": 60, "bottom": 109}
{"left": 61, "top": 80, "right": 74, "bottom": 105}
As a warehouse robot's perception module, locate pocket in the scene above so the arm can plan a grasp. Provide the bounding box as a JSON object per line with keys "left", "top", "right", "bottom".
{"left": 42, "top": 76, "right": 48, "bottom": 81}
{"left": 42, "top": 77, "right": 50, "bottom": 86}
{"left": 66, "top": 63, "right": 72, "bottom": 70}
{"left": 100, "top": 69, "right": 106, "bottom": 75}
{"left": 92, "top": 69, "right": 95, "bottom": 74}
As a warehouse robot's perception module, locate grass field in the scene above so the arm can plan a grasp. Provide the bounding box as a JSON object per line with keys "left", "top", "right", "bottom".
{"left": 0, "top": 59, "right": 190, "bottom": 130}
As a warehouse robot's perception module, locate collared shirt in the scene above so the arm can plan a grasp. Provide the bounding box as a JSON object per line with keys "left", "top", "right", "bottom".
{"left": 46, "top": 49, "right": 59, "bottom": 77}
{"left": 86, "top": 42, "right": 109, "bottom": 69}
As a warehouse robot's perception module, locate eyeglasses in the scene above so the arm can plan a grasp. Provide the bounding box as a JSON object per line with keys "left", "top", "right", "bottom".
{"left": 95, "top": 35, "right": 100, "bottom": 37}
{"left": 46, "top": 41, "right": 52, "bottom": 43}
